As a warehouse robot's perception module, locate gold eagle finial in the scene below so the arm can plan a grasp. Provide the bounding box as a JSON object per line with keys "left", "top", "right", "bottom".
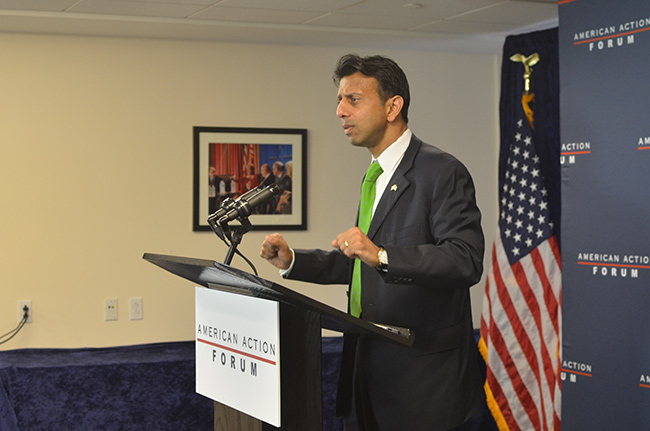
{"left": 510, "top": 53, "right": 539, "bottom": 94}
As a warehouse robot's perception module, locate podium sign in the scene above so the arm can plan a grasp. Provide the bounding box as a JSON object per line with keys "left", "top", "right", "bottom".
{"left": 195, "top": 286, "right": 281, "bottom": 427}
{"left": 144, "top": 252, "right": 414, "bottom": 431}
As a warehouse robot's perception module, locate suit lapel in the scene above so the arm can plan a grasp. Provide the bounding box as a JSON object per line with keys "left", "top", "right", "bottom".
{"left": 367, "top": 136, "right": 422, "bottom": 240}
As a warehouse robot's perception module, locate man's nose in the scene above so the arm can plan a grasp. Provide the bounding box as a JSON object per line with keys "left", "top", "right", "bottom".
{"left": 336, "top": 100, "right": 347, "bottom": 118}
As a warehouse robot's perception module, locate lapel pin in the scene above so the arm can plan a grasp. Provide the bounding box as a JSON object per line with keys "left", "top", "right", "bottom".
{"left": 390, "top": 184, "right": 398, "bottom": 192}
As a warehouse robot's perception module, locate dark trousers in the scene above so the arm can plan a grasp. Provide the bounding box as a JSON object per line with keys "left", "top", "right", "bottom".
{"left": 342, "top": 355, "right": 379, "bottom": 431}
{"left": 340, "top": 335, "right": 465, "bottom": 431}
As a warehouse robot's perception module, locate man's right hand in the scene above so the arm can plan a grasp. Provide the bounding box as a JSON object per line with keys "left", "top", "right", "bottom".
{"left": 260, "top": 233, "right": 293, "bottom": 270}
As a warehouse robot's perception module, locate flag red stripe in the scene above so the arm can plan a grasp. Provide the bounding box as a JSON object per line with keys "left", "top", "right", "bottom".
{"left": 511, "top": 260, "right": 551, "bottom": 431}
{"left": 529, "top": 248, "right": 562, "bottom": 419}
{"left": 491, "top": 246, "right": 542, "bottom": 430}
{"left": 484, "top": 313, "right": 522, "bottom": 431}
{"left": 482, "top": 253, "right": 520, "bottom": 431}
{"left": 486, "top": 362, "right": 519, "bottom": 431}
{"left": 548, "top": 235, "right": 562, "bottom": 270}
{"left": 531, "top": 247, "right": 560, "bottom": 335}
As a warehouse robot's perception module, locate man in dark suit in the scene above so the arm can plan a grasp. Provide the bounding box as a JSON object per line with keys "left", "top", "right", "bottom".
{"left": 256, "top": 163, "right": 275, "bottom": 214}
{"left": 272, "top": 161, "right": 292, "bottom": 214}
{"left": 260, "top": 54, "right": 485, "bottom": 431}
{"left": 259, "top": 163, "right": 275, "bottom": 188}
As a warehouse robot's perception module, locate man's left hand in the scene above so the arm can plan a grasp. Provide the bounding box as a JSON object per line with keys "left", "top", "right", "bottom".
{"left": 332, "top": 227, "right": 381, "bottom": 268}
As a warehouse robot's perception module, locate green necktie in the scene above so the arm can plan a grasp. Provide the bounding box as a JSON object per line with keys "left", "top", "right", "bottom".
{"left": 350, "top": 161, "right": 383, "bottom": 318}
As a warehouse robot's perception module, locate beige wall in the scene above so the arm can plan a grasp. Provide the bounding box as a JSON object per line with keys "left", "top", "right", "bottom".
{"left": 0, "top": 32, "right": 499, "bottom": 349}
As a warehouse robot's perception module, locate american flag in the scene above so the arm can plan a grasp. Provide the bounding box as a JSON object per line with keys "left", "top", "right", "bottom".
{"left": 480, "top": 94, "right": 562, "bottom": 431}
{"left": 242, "top": 143, "right": 256, "bottom": 171}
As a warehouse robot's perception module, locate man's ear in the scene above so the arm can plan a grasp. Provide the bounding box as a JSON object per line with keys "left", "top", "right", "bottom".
{"left": 385, "top": 95, "right": 404, "bottom": 123}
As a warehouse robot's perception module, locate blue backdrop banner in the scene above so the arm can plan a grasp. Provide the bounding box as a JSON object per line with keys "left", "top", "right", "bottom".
{"left": 559, "top": 0, "right": 650, "bottom": 429}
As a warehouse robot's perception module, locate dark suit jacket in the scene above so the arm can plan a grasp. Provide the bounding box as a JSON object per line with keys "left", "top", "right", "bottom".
{"left": 288, "top": 135, "right": 485, "bottom": 431}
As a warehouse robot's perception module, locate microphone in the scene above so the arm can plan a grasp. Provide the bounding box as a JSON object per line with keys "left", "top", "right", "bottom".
{"left": 207, "top": 185, "right": 263, "bottom": 222}
{"left": 218, "top": 184, "right": 280, "bottom": 225}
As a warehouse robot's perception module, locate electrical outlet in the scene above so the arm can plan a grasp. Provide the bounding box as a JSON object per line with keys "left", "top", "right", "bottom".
{"left": 105, "top": 298, "right": 118, "bottom": 321}
{"left": 129, "top": 297, "right": 143, "bottom": 320}
{"left": 18, "top": 300, "right": 32, "bottom": 323}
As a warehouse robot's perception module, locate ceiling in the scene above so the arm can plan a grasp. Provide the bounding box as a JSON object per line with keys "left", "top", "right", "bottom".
{"left": 0, "top": 0, "right": 558, "bottom": 54}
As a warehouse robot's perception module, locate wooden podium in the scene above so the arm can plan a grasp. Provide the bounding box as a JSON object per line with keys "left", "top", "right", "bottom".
{"left": 143, "top": 253, "right": 413, "bottom": 431}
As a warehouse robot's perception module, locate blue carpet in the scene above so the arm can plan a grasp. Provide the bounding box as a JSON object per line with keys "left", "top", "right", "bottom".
{"left": 0, "top": 337, "right": 496, "bottom": 431}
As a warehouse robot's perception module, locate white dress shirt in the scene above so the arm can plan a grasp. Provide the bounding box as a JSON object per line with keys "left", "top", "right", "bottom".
{"left": 371, "top": 128, "right": 411, "bottom": 216}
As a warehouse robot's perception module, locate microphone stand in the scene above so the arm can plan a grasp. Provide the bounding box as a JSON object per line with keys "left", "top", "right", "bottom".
{"left": 219, "top": 217, "right": 253, "bottom": 266}
{"left": 207, "top": 183, "right": 279, "bottom": 272}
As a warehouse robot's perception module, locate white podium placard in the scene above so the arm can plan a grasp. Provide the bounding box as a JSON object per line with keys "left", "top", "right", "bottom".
{"left": 195, "top": 286, "right": 280, "bottom": 427}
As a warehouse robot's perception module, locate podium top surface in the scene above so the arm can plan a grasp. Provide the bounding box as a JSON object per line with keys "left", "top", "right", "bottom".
{"left": 143, "top": 252, "right": 413, "bottom": 347}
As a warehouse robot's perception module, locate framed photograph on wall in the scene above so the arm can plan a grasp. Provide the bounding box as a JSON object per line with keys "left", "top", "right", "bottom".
{"left": 193, "top": 126, "right": 307, "bottom": 232}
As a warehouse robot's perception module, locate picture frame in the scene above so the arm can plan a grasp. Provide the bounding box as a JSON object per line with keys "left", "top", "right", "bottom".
{"left": 193, "top": 126, "right": 307, "bottom": 232}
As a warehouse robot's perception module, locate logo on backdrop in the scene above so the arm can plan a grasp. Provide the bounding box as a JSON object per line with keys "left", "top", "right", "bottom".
{"left": 572, "top": 16, "right": 650, "bottom": 52}
{"left": 561, "top": 136, "right": 650, "bottom": 164}
{"left": 561, "top": 359, "right": 593, "bottom": 383}
{"left": 577, "top": 252, "right": 650, "bottom": 279}
{"left": 637, "top": 136, "right": 650, "bottom": 151}
{"left": 640, "top": 372, "right": 650, "bottom": 389}
{"left": 561, "top": 141, "right": 592, "bottom": 165}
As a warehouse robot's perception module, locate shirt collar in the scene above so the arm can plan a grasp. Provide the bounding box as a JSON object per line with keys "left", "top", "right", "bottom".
{"left": 373, "top": 128, "right": 412, "bottom": 174}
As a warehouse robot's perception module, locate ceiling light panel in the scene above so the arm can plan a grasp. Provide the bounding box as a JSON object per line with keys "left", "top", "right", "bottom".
{"left": 336, "top": 0, "right": 504, "bottom": 21}
{"left": 67, "top": 0, "right": 208, "bottom": 18}
{"left": 0, "top": 0, "right": 79, "bottom": 11}
{"left": 216, "top": 0, "right": 364, "bottom": 13}
{"left": 448, "top": 1, "right": 557, "bottom": 25}
{"left": 305, "top": 12, "right": 433, "bottom": 31}
{"left": 190, "top": 6, "right": 326, "bottom": 24}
